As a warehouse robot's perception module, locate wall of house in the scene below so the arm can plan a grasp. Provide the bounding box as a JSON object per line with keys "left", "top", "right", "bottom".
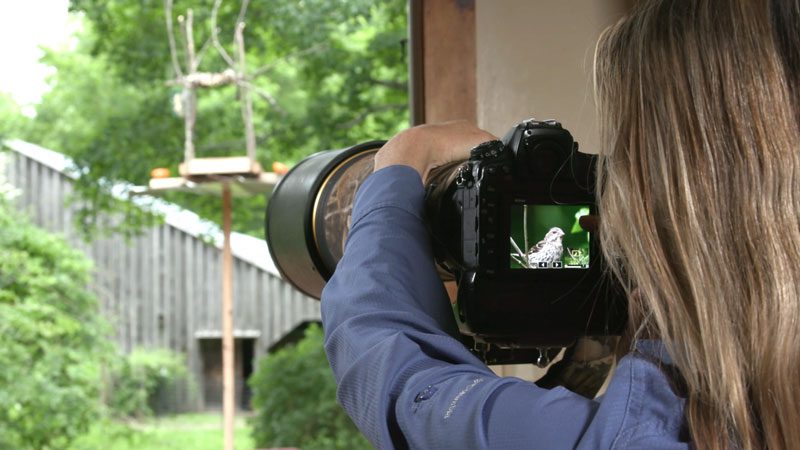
{"left": 474, "top": 0, "right": 630, "bottom": 379}
{"left": 476, "top": 0, "right": 629, "bottom": 152}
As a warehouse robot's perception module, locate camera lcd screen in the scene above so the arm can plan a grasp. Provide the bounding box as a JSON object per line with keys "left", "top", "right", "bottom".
{"left": 509, "top": 204, "right": 590, "bottom": 269}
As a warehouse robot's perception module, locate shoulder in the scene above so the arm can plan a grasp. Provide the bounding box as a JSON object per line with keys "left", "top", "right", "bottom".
{"left": 577, "top": 341, "right": 691, "bottom": 450}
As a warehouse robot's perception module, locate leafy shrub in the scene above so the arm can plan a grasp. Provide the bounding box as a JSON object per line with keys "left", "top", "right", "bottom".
{"left": 249, "top": 324, "right": 371, "bottom": 450}
{"left": 107, "top": 348, "right": 195, "bottom": 419}
{"left": 0, "top": 196, "right": 112, "bottom": 449}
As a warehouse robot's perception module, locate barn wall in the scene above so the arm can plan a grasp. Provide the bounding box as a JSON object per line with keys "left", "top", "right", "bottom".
{"left": 2, "top": 141, "right": 321, "bottom": 410}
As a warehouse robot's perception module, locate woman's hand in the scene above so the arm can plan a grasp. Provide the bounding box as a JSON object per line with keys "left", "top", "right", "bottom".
{"left": 374, "top": 121, "right": 497, "bottom": 183}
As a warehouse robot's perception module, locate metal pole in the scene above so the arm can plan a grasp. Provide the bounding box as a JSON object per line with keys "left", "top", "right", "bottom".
{"left": 222, "top": 183, "right": 235, "bottom": 450}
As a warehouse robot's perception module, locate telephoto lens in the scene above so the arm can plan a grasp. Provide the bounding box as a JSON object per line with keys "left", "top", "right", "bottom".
{"left": 265, "top": 141, "right": 384, "bottom": 299}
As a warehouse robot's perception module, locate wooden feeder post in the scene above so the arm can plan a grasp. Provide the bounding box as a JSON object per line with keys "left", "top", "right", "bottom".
{"left": 157, "top": 3, "right": 287, "bottom": 449}
{"left": 221, "top": 182, "right": 235, "bottom": 450}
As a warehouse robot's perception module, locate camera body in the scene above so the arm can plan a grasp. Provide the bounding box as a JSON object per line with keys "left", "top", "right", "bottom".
{"left": 427, "top": 120, "right": 626, "bottom": 363}
{"left": 265, "top": 119, "right": 627, "bottom": 366}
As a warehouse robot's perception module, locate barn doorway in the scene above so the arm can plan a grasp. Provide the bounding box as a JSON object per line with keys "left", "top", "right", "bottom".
{"left": 199, "top": 337, "right": 256, "bottom": 410}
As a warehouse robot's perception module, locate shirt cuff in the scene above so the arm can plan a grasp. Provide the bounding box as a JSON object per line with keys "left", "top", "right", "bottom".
{"left": 351, "top": 164, "right": 425, "bottom": 226}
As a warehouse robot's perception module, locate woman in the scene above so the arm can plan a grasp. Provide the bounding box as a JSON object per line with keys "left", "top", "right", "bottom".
{"left": 321, "top": 0, "right": 800, "bottom": 448}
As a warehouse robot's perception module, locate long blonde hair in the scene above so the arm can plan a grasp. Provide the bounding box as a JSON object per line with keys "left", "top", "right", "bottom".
{"left": 594, "top": 1, "right": 800, "bottom": 448}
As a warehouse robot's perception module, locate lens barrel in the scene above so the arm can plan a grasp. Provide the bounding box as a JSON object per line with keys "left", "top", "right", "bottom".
{"left": 265, "top": 141, "right": 384, "bottom": 299}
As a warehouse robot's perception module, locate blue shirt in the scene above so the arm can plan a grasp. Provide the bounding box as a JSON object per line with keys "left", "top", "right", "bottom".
{"left": 321, "top": 165, "right": 691, "bottom": 450}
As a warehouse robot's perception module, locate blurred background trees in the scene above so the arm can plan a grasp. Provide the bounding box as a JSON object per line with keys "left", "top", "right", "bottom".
{"left": 0, "top": 194, "right": 112, "bottom": 449}
{"left": 23, "top": 0, "right": 408, "bottom": 237}
{"left": 0, "top": 93, "right": 29, "bottom": 141}
{"left": 0, "top": 0, "right": 408, "bottom": 449}
{"left": 1, "top": 1, "right": 408, "bottom": 447}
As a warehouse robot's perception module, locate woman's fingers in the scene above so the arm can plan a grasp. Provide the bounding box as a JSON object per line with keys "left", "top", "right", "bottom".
{"left": 374, "top": 121, "right": 497, "bottom": 182}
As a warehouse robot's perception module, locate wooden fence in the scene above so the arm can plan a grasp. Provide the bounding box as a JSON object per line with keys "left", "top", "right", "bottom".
{"left": 2, "top": 140, "right": 321, "bottom": 410}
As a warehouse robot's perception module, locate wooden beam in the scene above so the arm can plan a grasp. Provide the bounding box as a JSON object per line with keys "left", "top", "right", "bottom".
{"left": 408, "top": 0, "right": 425, "bottom": 125}
{"left": 419, "top": 0, "right": 477, "bottom": 124}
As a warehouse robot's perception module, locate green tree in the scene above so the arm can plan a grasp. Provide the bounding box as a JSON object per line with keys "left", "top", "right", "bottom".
{"left": 0, "top": 195, "right": 113, "bottom": 449}
{"left": 249, "top": 324, "right": 371, "bottom": 450}
{"left": 26, "top": 0, "right": 408, "bottom": 238}
{"left": 0, "top": 93, "right": 29, "bottom": 140}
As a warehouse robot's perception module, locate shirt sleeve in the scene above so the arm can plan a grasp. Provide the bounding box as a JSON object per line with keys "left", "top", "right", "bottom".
{"left": 321, "top": 165, "right": 600, "bottom": 450}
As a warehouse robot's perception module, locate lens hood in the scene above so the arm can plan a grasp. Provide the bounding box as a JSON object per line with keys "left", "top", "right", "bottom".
{"left": 265, "top": 141, "right": 385, "bottom": 299}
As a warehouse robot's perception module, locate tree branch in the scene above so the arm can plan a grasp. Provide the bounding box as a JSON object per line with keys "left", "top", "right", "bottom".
{"left": 182, "top": 10, "right": 197, "bottom": 71}
{"left": 211, "top": 0, "right": 236, "bottom": 67}
{"left": 235, "top": 21, "right": 257, "bottom": 160}
{"left": 167, "top": 69, "right": 238, "bottom": 88}
{"left": 250, "top": 42, "right": 329, "bottom": 78}
{"left": 238, "top": 80, "right": 286, "bottom": 116}
{"left": 164, "top": 0, "right": 183, "bottom": 77}
{"left": 235, "top": 0, "right": 250, "bottom": 30}
{"left": 178, "top": 11, "right": 198, "bottom": 161}
{"left": 368, "top": 77, "right": 406, "bottom": 91}
{"left": 195, "top": 35, "right": 214, "bottom": 67}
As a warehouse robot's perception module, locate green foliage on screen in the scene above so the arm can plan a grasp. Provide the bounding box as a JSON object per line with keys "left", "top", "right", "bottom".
{"left": 0, "top": 196, "right": 113, "bottom": 449}
{"left": 248, "top": 324, "right": 371, "bottom": 450}
{"left": 24, "top": 0, "right": 409, "bottom": 239}
{"left": 509, "top": 204, "right": 591, "bottom": 269}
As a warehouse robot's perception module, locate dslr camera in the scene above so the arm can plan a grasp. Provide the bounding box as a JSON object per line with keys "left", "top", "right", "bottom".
{"left": 265, "top": 119, "right": 626, "bottom": 365}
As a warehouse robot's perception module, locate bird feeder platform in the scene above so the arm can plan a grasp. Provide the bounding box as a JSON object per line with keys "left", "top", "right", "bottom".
{"left": 146, "top": 173, "right": 280, "bottom": 198}
{"left": 180, "top": 156, "right": 262, "bottom": 180}
{"left": 143, "top": 156, "right": 280, "bottom": 198}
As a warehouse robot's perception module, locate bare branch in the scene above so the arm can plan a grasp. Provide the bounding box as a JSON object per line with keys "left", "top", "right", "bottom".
{"left": 368, "top": 77, "right": 406, "bottom": 91}
{"left": 195, "top": 35, "right": 214, "bottom": 67}
{"left": 335, "top": 104, "right": 406, "bottom": 130}
{"left": 185, "top": 10, "right": 197, "bottom": 71}
{"left": 235, "top": 0, "right": 251, "bottom": 29}
{"left": 239, "top": 80, "right": 286, "bottom": 116}
{"left": 235, "top": 22, "right": 257, "bottom": 160}
{"left": 250, "top": 43, "right": 328, "bottom": 78}
{"left": 182, "top": 88, "right": 197, "bottom": 162}
{"left": 164, "top": 0, "right": 183, "bottom": 77}
{"left": 167, "top": 69, "right": 238, "bottom": 88}
{"left": 178, "top": 11, "right": 198, "bottom": 161}
{"left": 211, "top": 0, "right": 236, "bottom": 67}
{"left": 510, "top": 237, "right": 525, "bottom": 257}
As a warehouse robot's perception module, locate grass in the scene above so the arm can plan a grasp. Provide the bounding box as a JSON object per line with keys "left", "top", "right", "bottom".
{"left": 70, "top": 413, "right": 256, "bottom": 450}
